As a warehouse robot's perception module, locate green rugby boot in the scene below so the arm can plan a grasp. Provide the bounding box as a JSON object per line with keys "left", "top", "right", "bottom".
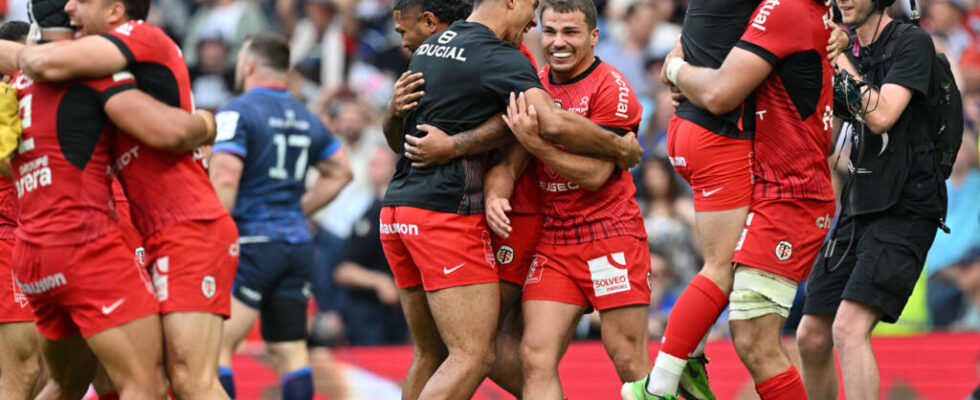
{"left": 677, "top": 355, "right": 717, "bottom": 400}
{"left": 621, "top": 376, "right": 680, "bottom": 400}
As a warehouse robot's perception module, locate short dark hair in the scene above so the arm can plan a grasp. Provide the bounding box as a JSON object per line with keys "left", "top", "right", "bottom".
{"left": 393, "top": 0, "right": 472, "bottom": 24}
{"left": 246, "top": 33, "right": 290, "bottom": 73}
{"left": 541, "top": 0, "right": 597, "bottom": 30}
{"left": 0, "top": 21, "right": 30, "bottom": 43}
{"left": 104, "top": 0, "right": 150, "bottom": 21}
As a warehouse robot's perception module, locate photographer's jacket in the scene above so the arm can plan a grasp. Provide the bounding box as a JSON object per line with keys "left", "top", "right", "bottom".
{"left": 845, "top": 20, "right": 946, "bottom": 219}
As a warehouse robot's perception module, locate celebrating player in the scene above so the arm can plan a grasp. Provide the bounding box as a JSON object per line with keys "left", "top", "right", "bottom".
{"left": 386, "top": 0, "right": 543, "bottom": 394}
{"left": 484, "top": 1, "right": 651, "bottom": 398}
{"left": 6, "top": 0, "right": 240, "bottom": 398}
{"left": 627, "top": 0, "right": 836, "bottom": 399}
{"left": 0, "top": 20, "right": 43, "bottom": 400}
{"left": 0, "top": 1, "right": 219, "bottom": 398}
{"left": 211, "top": 34, "right": 352, "bottom": 400}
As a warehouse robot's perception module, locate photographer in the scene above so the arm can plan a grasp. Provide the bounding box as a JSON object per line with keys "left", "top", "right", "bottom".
{"left": 796, "top": 0, "right": 950, "bottom": 399}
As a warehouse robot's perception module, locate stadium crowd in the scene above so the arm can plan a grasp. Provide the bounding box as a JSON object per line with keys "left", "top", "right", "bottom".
{"left": 0, "top": 0, "right": 978, "bottom": 398}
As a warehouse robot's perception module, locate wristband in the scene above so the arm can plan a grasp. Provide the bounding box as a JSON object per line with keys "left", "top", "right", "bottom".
{"left": 666, "top": 57, "right": 687, "bottom": 86}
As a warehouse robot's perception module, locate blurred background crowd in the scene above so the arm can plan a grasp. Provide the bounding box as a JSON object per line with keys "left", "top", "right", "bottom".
{"left": 2, "top": 0, "right": 978, "bottom": 346}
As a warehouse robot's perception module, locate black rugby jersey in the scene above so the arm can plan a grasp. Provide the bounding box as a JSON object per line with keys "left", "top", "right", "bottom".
{"left": 382, "top": 21, "right": 543, "bottom": 214}
{"left": 674, "top": 0, "right": 759, "bottom": 138}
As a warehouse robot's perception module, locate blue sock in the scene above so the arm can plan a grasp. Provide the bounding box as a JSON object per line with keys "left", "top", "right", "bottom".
{"left": 280, "top": 366, "right": 313, "bottom": 400}
{"left": 218, "top": 366, "right": 236, "bottom": 399}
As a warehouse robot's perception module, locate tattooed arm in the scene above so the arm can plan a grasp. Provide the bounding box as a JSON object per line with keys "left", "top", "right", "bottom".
{"left": 402, "top": 113, "right": 514, "bottom": 168}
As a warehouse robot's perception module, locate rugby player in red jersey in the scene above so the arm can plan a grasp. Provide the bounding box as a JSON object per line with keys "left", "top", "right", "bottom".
{"left": 0, "top": 20, "right": 44, "bottom": 400}
{"left": 0, "top": 2, "right": 216, "bottom": 399}
{"left": 8, "top": 0, "right": 239, "bottom": 398}
{"left": 484, "top": 1, "right": 651, "bottom": 398}
{"left": 626, "top": 0, "right": 836, "bottom": 398}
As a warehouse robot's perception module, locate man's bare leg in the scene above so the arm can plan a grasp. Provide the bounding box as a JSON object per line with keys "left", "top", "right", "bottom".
{"left": 599, "top": 305, "right": 650, "bottom": 383}
{"left": 163, "top": 311, "right": 229, "bottom": 400}
{"left": 646, "top": 207, "right": 747, "bottom": 395}
{"left": 0, "top": 321, "right": 44, "bottom": 399}
{"left": 85, "top": 315, "right": 167, "bottom": 400}
{"left": 418, "top": 282, "right": 500, "bottom": 400}
{"left": 796, "top": 314, "right": 837, "bottom": 399}
{"left": 833, "top": 300, "right": 882, "bottom": 400}
{"left": 218, "top": 297, "right": 262, "bottom": 398}
{"left": 398, "top": 285, "right": 447, "bottom": 400}
{"left": 489, "top": 281, "right": 524, "bottom": 396}
{"left": 35, "top": 334, "right": 98, "bottom": 400}
{"left": 731, "top": 315, "right": 792, "bottom": 382}
{"left": 520, "top": 300, "right": 586, "bottom": 400}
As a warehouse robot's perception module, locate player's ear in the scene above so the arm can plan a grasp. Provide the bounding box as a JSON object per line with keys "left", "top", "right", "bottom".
{"left": 420, "top": 11, "right": 439, "bottom": 33}
{"left": 590, "top": 27, "right": 599, "bottom": 47}
{"left": 105, "top": 1, "right": 127, "bottom": 26}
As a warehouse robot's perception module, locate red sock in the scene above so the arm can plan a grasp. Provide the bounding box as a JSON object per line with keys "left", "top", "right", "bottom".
{"left": 660, "top": 274, "right": 729, "bottom": 358}
{"left": 756, "top": 366, "right": 808, "bottom": 400}
{"left": 98, "top": 393, "right": 120, "bottom": 400}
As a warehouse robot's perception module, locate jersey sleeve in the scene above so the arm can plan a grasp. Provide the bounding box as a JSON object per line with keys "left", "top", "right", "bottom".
{"left": 481, "top": 45, "right": 544, "bottom": 103}
{"left": 100, "top": 20, "right": 167, "bottom": 66}
{"left": 212, "top": 103, "right": 250, "bottom": 158}
{"left": 313, "top": 120, "right": 341, "bottom": 163}
{"left": 882, "top": 29, "right": 934, "bottom": 96}
{"left": 84, "top": 71, "right": 139, "bottom": 104}
{"left": 734, "top": 0, "right": 809, "bottom": 65}
{"left": 589, "top": 68, "right": 643, "bottom": 135}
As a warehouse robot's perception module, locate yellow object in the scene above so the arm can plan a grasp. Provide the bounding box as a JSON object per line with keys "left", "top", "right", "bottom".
{"left": 0, "top": 83, "right": 21, "bottom": 161}
{"left": 873, "top": 268, "right": 929, "bottom": 336}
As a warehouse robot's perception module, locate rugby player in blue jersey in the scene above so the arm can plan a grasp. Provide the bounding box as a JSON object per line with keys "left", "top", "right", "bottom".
{"left": 209, "top": 34, "right": 353, "bottom": 400}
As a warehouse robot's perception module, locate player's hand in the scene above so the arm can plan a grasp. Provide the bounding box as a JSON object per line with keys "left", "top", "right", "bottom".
{"left": 195, "top": 109, "right": 217, "bottom": 145}
{"left": 503, "top": 91, "right": 544, "bottom": 150}
{"left": 403, "top": 124, "right": 458, "bottom": 168}
{"left": 660, "top": 35, "right": 685, "bottom": 85}
{"left": 389, "top": 71, "right": 425, "bottom": 118}
{"left": 670, "top": 86, "right": 685, "bottom": 108}
{"left": 827, "top": 23, "right": 848, "bottom": 61}
{"left": 485, "top": 197, "right": 513, "bottom": 239}
{"left": 615, "top": 132, "right": 643, "bottom": 170}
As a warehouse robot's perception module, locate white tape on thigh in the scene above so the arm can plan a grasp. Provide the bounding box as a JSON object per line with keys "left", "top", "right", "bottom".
{"left": 728, "top": 269, "right": 798, "bottom": 320}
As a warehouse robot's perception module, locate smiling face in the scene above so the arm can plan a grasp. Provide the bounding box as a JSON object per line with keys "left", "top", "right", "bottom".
{"left": 393, "top": 8, "right": 429, "bottom": 53}
{"left": 506, "top": 0, "right": 539, "bottom": 46}
{"left": 540, "top": 7, "right": 597, "bottom": 82}
{"left": 837, "top": 0, "right": 874, "bottom": 26}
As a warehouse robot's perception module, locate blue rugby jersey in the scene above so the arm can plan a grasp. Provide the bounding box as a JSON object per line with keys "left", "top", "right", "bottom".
{"left": 213, "top": 87, "right": 339, "bottom": 244}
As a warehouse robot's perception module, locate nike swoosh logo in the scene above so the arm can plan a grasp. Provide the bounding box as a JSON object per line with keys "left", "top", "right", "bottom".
{"left": 702, "top": 187, "right": 723, "bottom": 197}
{"left": 443, "top": 263, "right": 465, "bottom": 274}
{"left": 101, "top": 298, "right": 126, "bottom": 315}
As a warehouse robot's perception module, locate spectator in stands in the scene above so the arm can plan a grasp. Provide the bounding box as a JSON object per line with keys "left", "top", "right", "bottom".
{"left": 289, "top": 0, "right": 347, "bottom": 92}
{"left": 925, "top": 0, "right": 972, "bottom": 62}
{"left": 189, "top": 35, "right": 235, "bottom": 111}
{"left": 637, "top": 155, "right": 700, "bottom": 285}
{"left": 333, "top": 147, "right": 407, "bottom": 345}
{"left": 952, "top": 246, "right": 980, "bottom": 330}
{"left": 182, "top": 0, "right": 269, "bottom": 68}
{"left": 595, "top": 0, "right": 657, "bottom": 96}
{"left": 647, "top": 250, "right": 676, "bottom": 338}
{"left": 926, "top": 133, "right": 980, "bottom": 328}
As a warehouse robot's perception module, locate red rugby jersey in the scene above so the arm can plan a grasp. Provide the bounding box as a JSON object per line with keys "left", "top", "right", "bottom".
{"left": 0, "top": 177, "right": 17, "bottom": 240}
{"left": 10, "top": 71, "right": 134, "bottom": 245}
{"left": 536, "top": 59, "right": 646, "bottom": 245}
{"left": 510, "top": 43, "right": 541, "bottom": 214}
{"left": 735, "top": 0, "right": 835, "bottom": 201}
{"left": 101, "top": 20, "right": 227, "bottom": 237}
